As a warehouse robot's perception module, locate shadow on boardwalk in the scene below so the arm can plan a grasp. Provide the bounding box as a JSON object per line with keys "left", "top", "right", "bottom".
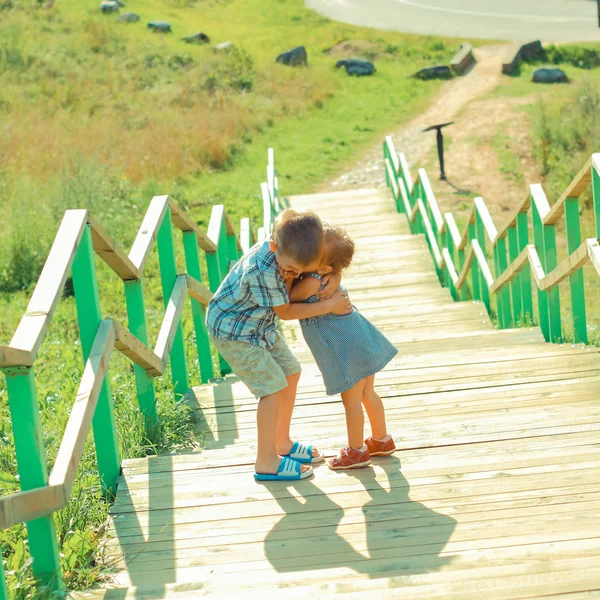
{"left": 264, "top": 456, "right": 456, "bottom": 579}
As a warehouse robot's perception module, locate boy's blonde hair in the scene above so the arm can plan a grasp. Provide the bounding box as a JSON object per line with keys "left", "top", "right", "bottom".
{"left": 322, "top": 224, "right": 354, "bottom": 274}
{"left": 272, "top": 209, "right": 323, "bottom": 266}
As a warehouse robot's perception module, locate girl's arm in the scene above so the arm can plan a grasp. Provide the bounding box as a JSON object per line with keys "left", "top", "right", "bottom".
{"left": 289, "top": 276, "right": 321, "bottom": 303}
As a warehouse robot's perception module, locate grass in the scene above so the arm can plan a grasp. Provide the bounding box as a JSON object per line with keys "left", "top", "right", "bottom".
{"left": 0, "top": 0, "right": 463, "bottom": 597}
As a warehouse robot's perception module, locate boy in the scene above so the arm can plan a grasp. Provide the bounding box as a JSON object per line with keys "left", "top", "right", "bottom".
{"left": 207, "top": 209, "right": 351, "bottom": 480}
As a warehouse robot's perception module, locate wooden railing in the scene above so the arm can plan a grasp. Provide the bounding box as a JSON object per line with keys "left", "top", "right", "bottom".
{"left": 0, "top": 150, "right": 281, "bottom": 598}
{"left": 383, "top": 137, "right": 600, "bottom": 344}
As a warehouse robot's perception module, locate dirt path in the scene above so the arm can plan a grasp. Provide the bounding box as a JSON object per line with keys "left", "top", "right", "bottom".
{"left": 321, "top": 45, "right": 509, "bottom": 191}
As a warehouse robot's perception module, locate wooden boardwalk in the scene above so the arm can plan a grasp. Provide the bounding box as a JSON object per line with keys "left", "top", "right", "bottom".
{"left": 83, "top": 188, "right": 600, "bottom": 599}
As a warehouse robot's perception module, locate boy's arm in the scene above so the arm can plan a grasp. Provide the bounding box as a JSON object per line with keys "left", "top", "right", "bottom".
{"left": 273, "top": 290, "right": 351, "bottom": 321}
{"left": 317, "top": 272, "right": 343, "bottom": 300}
{"left": 289, "top": 276, "right": 321, "bottom": 303}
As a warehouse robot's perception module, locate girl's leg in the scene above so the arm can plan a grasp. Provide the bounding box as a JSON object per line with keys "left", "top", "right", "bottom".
{"left": 341, "top": 378, "right": 367, "bottom": 449}
{"left": 362, "top": 374, "right": 388, "bottom": 440}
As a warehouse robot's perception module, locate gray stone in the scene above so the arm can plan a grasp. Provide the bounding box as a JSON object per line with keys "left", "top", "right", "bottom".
{"left": 147, "top": 20, "right": 172, "bottom": 33}
{"left": 519, "top": 40, "right": 545, "bottom": 61}
{"left": 182, "top": 32, "right": 210, "bottom": 44}
{"left": 101, "top": 1, "right": 121, "bottom": 14}
{"left": 214, "top": 41, "right": 234, "bottom": 53}
{"left": 276, "top": 46, "right": 308, "bottom": 67}
{"left": 335, "top": 58, "right": 375, "bottom": 76}
{"left": 117, "top": 12, "right": 139, "bottom": 22}
{"left": 532, "top": 67, "right": 568, "bottom": 84}
{"left": 412, "top": 65, "right": 453, "bottom": 80}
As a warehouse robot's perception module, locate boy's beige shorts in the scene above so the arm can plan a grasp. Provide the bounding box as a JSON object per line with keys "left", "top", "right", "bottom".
{"left": 210, "top": 332, "right": 301, "bottom": 398}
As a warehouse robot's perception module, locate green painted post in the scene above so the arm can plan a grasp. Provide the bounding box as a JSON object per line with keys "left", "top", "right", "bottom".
{"left": 124, "top": 280, "right": 158, "bottom": 427}
{"left": 156, "top": 210, "right": 189, "bottom": 400}
{"left": 543, "top": 221, "right": 562, "bottom": 342}
{"left": 72, "top": 226, "right": 120, "bottom": 497}
{"left": 412, "top": 180, "right": 423, "bottom": 234}
{"left": 183, "top": 231, "right": 214, "bottom": 383}
{"left": 383, "top": 143, "right": 390, "bottom": 188}
{"left": 457, "top": 246, "right": 468, "bottom": 300}
{"left": 227, "top": 233, "right": 239, "bottom": 265}
{"left": 593, "top": 164, "right": 600, "bottom": 238}
{"left": 0, "top": 547, "right": 8, "bottom": 600}
{"left": 3, "top": 367, "right": 62, "bottom": 591}
{"left": 565, "top": 198, "right": 587, "bottom": 343}
{"left": 516, "top": 212, "right": 533, "bottom": 323}
{"left": 507, "top": 226, "right": 522, "bottom": 325}
{"left": 532, "top": 202, "right": 550, "bottom": 341}
{"left": 495, "top": 237, "right": 512, "bottom": 329}
{"left": 217, "top": 219, "right": 229, "bottom": 280}
{"left": 475, "top": 212, "right": 490, "bottom": 313}
{"left": 468, "top": 222, "right": 481, "bottom": 302}
{"left": 206, "top": 251, "right": 222, "bottom": 293}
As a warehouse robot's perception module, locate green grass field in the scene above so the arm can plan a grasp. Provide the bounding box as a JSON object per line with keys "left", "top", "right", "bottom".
{"left": 0, "top": 1, "right": 461, "bottom": 596}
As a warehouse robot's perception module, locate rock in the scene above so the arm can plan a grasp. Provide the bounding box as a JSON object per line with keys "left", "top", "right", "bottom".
{"left": 101, "top": 1, "right": 121, "bottom": 14}
{"left": 532, "top": 67, "right": 568, "bottom": 84}
{"left": 182, "top": 32, "right": 210, "bottom": 44}
{"left": 412, "top": 65, "right": 453, "bottom": 80}
{"left": 335, "top": 58, "right": 376, "bottom": 76}
{"left": 276, "top": 46, "right": 307, "bottom": 67}
{"left": 519, "top": 40, "right": 545, "bottom": 61}
{"left": 450, "top": 43, "right": 476, "bottom": 75}
{"left": 214, "top": 41, "right": 234, "bottom": 53}
{"left": 147, "top": 21, "right": 171, "bottom": 33}
{"left": 117, "top": 12, "right": 139, "bottom": 22}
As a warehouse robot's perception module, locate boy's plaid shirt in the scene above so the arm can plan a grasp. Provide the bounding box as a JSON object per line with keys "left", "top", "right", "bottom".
{"left": 206, "top": 240, "right": 289, "bottom": 348}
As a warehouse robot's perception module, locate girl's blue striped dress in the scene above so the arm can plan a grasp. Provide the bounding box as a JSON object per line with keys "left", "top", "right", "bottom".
{"left": 299, "top": 273, "right": 398, "bottom": 395}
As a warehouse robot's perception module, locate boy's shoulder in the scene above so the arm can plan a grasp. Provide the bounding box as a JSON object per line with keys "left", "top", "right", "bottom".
{"left": 240, "top": 240, "right": 277, "bottom": 276}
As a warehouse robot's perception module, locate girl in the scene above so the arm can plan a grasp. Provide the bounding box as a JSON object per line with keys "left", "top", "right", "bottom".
{"left": 290, "top": 224, "right": 398, "bottom": 470}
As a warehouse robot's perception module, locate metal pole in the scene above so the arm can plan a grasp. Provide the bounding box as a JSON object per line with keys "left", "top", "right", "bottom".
{"left": 436, "top": 128, "right": 446, "bottom": 180}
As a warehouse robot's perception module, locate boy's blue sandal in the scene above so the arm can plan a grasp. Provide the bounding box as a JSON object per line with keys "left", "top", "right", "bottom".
{"left": 282, "top": 441, "right": 324, "bottom": 464}
{"left": 254, "top": 457, "right": 313, "bottom": 481}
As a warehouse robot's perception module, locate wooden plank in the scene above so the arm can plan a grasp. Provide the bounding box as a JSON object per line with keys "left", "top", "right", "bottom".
{"left": 0, "top": 484, "right": 65, "bottom": 530}
{"left": 474, "top": 196, "right": 498, "bottom": 242}
{"left": 112, "top": 515, "right": 600, "bottom": 571}
{"left": 49, "top": 320, "right": 116, "bottom": 493}
{"left": 185, "top": 274, "right": 212, "bottom": 307}
{"left": 0, "top": 345, "right": 33, "bottom": 368}
{"left": 9, "top": 209, "right": 88, "bottom": 356}
{"left": 493, "top": 194, "right": 531, "bottom": 244}
{"left": 154, "top": 275, "right": 188, "bottom": 365}
{"left": 108, "top": 541, "right": 600, "bottom": 586}
{"left": 545, "top": 155, "right": 594, "bottom": 225}
{"left": 168, "top": 198, "right": 216, "bottom": 253}
{"left": 113, "top": 320, "right": 164, "bottom": 377}
{"left": 88, "top": 214, "right": 140, "bottom": 281}
{"left": 114, "top": 455, "right": 600, "bottom": 510}
{"left": 418, "top": 169, "right": 444, "bottom": 232}
{"left": 107, "top": 495, "right": 600, "bottom": 554}
{"left": 129, "top": 195, "right": 169, "bottom": 272}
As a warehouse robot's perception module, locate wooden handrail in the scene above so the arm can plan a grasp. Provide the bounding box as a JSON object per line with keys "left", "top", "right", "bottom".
{"left": 0, "top": 148, "right": 280, "bottom": 596}
{"left": 385, "top": 136, "right": 600, "bottom": 346}
{"left": 129, "top": 196, "right": 170, "bottom": 272}
{"left": 8, "top": 210, "right": 89, "bottom": 361}
{"left": 89, "top": 215, "right": 140, "bottom": 281}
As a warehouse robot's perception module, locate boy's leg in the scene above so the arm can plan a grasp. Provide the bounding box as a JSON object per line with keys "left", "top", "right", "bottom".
{"left": 210, "top": 336, "right": 309, "bottom": 475}
{"left": 361, "top": 374, "right": 388, "bottom": 440}
{"left": 255, "top": 388, "right": 309, "bottom": 475}
{"left": 275, "top": 371, "right": 301, "bottom": 455}
{"left": 270, "top": 333, "right": 321, "bottom": 459}
{"left": 340, "top": 378, "right": 367, "bottom": 449}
